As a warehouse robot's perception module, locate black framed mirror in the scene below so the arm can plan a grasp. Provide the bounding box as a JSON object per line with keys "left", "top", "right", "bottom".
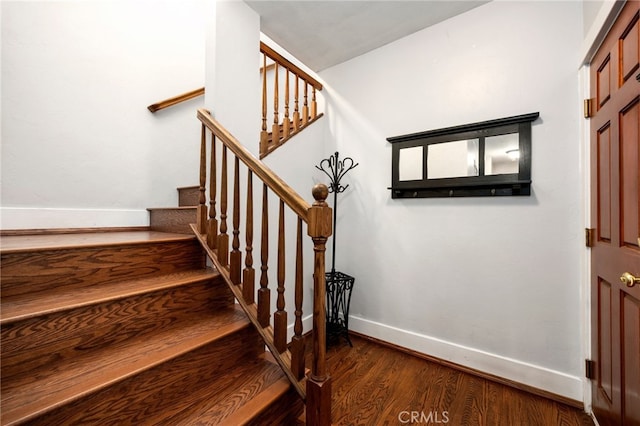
{"left": 387, "top": 112, "right": 539, "bottom": 198}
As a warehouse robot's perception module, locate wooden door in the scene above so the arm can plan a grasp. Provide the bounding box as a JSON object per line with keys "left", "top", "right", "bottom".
{"left": 590, "top": 2, "right": 640, "bottom": 425}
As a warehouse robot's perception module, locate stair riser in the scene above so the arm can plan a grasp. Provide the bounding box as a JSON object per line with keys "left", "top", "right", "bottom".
{"left": 1, "top": 240, "right": 205, "bottom": 298}
{"left": 26, "top": 326, "right": 264, "bottom": 425}
{"left": 1, "top": 278, "right": 233, "bottom": 380}
{"left": 247, "top": 388, "right": 305, "bottom": 426}
{"left": 178, "top": 186, "right": 199, "bottom": 207}
{"left": 149, "top": 208, "right": 196, "bottom": 234}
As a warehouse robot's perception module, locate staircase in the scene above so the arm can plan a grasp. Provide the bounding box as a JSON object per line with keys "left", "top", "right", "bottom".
{"left": 0, "top": 209, "right": 304, "bottom": 424}
{"left": 2, "top": 40, "right": 331, "bottom": 421}
{"left": 148, "top": 185, "right": 199, "bottom": 234}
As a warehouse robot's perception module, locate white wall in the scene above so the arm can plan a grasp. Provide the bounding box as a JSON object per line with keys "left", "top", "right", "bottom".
{"left": 1, "top": 0, "right": 207, "bottom": 229}
{"left": 0, "top": 0, "right": 596, "bottom": 403}
{"left": 319, "top": 1, "right": 585, "bottom": 401}
{"left": 205, "top": 0, "right": 260, "bottom": 156}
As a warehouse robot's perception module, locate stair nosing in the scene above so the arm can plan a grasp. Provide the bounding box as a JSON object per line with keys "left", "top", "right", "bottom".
{"left": 147, "top": 206, "right": 197, "bottom": 211}
{"left": 218, "top": 373, "right": 292, "bottom": 426}
{"left": 0, "top": 268, "right": 220, "bottom": 325}
{"left": 0, "top": 231, "right": 197, "bottom": 255}
{"left": 176, "top": 185, "right": 199, "bottom": 190}
{"left": 1, "top": 304, "right": 249, "bottom": 426}
{"left": 153, "top": 356, "right": 290, "bottom": 425}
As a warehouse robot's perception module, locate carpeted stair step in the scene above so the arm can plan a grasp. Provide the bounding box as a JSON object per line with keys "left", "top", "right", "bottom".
{"left": 148, "top": 206, "right": 197, "bottom": 234}
{"left": 177, "top": 185, "right": 200, "bottom": 207}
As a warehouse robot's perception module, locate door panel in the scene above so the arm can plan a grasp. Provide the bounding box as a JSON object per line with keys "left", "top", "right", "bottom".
{"left": 590, "top": 2, "right": 640, "bottom": 425}
{"left": 620, "top": 98, "right": 639, "bottom": 247}
{"left": 622, "top": 292, "right": 640, "bottom": 425}
{"left": 597, "top": 278, "right": 613, "bottom": 403}
{"left": 620, "top": 14, "right": 639, "bottom": 83}
{"left": 597, "top": 123, "right": 612, "bottom": 242}
{"left": 597, "top": 56, "right": 612, "bottom": 107}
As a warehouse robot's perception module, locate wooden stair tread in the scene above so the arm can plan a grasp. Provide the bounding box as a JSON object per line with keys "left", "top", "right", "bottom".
{"left": 0, "top": 304, "right": 249, "bottom": 425}
{"left": 0, "top": 231, "right": 195, "bottom": 254}
{"left": 0, "top": 268, "right": 219, "bottom": 324}
{"left": 146, "top": 206, "right": 197, "bottom": 211}
{"left": 151, "top": 355, "right": 292, "bottom": 425}
{"left": 217, "top": 352, "right": 293, "bottom": 426}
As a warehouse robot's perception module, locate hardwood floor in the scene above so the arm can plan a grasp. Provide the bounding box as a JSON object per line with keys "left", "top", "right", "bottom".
{"left": 323, "top": 334, "right": 594, "bottom": 426}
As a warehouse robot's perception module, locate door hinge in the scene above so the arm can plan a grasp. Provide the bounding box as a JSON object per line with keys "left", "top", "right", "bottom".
{"left": 586, "top": 228, "right": 595, "bottom": 248}
{"left": 586, "top": 359, "right": 596, "bottom": 380}
{"left": 584, "top": 98, "right": 593, "bottom": 118}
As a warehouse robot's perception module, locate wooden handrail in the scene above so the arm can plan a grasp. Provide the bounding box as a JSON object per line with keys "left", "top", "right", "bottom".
{"left": 149, "top": 42, "right": 323, "bottom": 163}
{"left": 260, "top": 42, "right": 322, "bottom": 91}
{"left": 147, "top": 87, "right": 205, "bottom": 113}
{"left": 195, "top": 108, "right": 332, "bottom": 425}
{"left": 197, "top": 109, "right": 310, "bottom": 220}
{"left": 147, "top": 63, "right": 273, "bottom": 114}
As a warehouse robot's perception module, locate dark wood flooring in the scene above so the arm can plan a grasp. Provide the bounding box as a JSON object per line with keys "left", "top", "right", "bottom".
{"left": 322, "top": 334, "right": 594, "bottom": 426}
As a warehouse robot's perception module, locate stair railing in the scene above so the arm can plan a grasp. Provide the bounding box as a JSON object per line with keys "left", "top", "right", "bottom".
{"left": 260, "top": 41, "right": 323, "bottom": 159}
{"left": 194, "top": 108, "right": 332, "bottom": 426}
{"left": 147, "top": 87, "right": 205, "bottom": 113}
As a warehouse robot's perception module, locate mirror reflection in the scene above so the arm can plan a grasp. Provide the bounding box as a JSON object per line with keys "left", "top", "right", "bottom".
{"left": 427, "top": 139, "right": 479, "bottom": 179}
{"left": 398, "top": 146, "right": 423, "bottom": 181}
{"left": 484, "top": 133, "right": 519, "bottom": 175}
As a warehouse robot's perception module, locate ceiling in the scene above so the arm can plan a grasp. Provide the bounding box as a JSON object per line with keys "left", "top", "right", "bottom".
{"left": 244, "top": 1, "right": 489, "bottom": 71}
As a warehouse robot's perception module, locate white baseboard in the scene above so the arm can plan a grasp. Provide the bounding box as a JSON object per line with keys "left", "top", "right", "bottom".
{"left": 0, "top": 207, "right": 149, "bottom": 230}
{"left": 349, "top": 315, "right": 584, "bottom": 402}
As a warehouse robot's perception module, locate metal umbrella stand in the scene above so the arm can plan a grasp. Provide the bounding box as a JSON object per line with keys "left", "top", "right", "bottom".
{"left": 315, "top": 151, "right": 358, "bottom": 346}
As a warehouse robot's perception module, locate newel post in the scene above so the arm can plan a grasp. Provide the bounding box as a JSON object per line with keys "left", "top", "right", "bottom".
{"left": 306, "top": 184, "right": 332, "bottom": 426}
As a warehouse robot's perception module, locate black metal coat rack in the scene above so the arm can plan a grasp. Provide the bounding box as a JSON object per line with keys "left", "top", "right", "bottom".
{"left": 315, "top": 151, "right": 359, "bottom": 273}
{"left": 315, "top": 151, "right": 358, "bottom": 346}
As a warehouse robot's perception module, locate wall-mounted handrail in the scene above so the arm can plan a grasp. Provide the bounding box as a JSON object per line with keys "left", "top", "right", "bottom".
{"left": 195, "top": 108, "right": 332, "bottom": 426}
{"left": 146, "top": 64, "right": 272, "bottom": 114}
{"left": 149, "top": 42, "right": 323, "bottom": 164}
{"left": 147, "top": 87, "right": 205, "bottom": 113}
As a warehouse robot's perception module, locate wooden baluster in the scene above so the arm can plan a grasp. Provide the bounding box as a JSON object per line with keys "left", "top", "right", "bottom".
{"left": 311, "top": 87, "right": 317, "bottom": 120}
{"left": 302, "top": 81, "right": 309, "bottom": 126}
{"left": 218, "top": 145, "right": 229, "bottom": 267}
{"left": 243, "top": 170, "right": 255, "bottom": 304}
{"left": 197, "top": 124, "right": 208, "bottom": 234}
{"left": 306, "top": 184, "right": 332, "bottom": 426}
{"left": 208, "top": 133, "right": 218, "bottom": 249}
{"left": 282, "top": 69, "right": 291, "bottom": 139}
{"left": 260, "top": 53, "right": 268, "bottom": 157}
{"left": 274, "top": 200, "right": 287, "bottom": 353}
{"left": 272, "top": 64, "right": 280, "bottom": 143}
{"left": 290, "top": 217, "right": 305, "bottom": 380}
{"left": 258, "top": 183, "right": 270, "bottom": 327}
{"left": 293, "top": 75, "right": 300, "bottom": 132}
{"left": 230, "top": 156, "right": 242, "bottom": 285}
